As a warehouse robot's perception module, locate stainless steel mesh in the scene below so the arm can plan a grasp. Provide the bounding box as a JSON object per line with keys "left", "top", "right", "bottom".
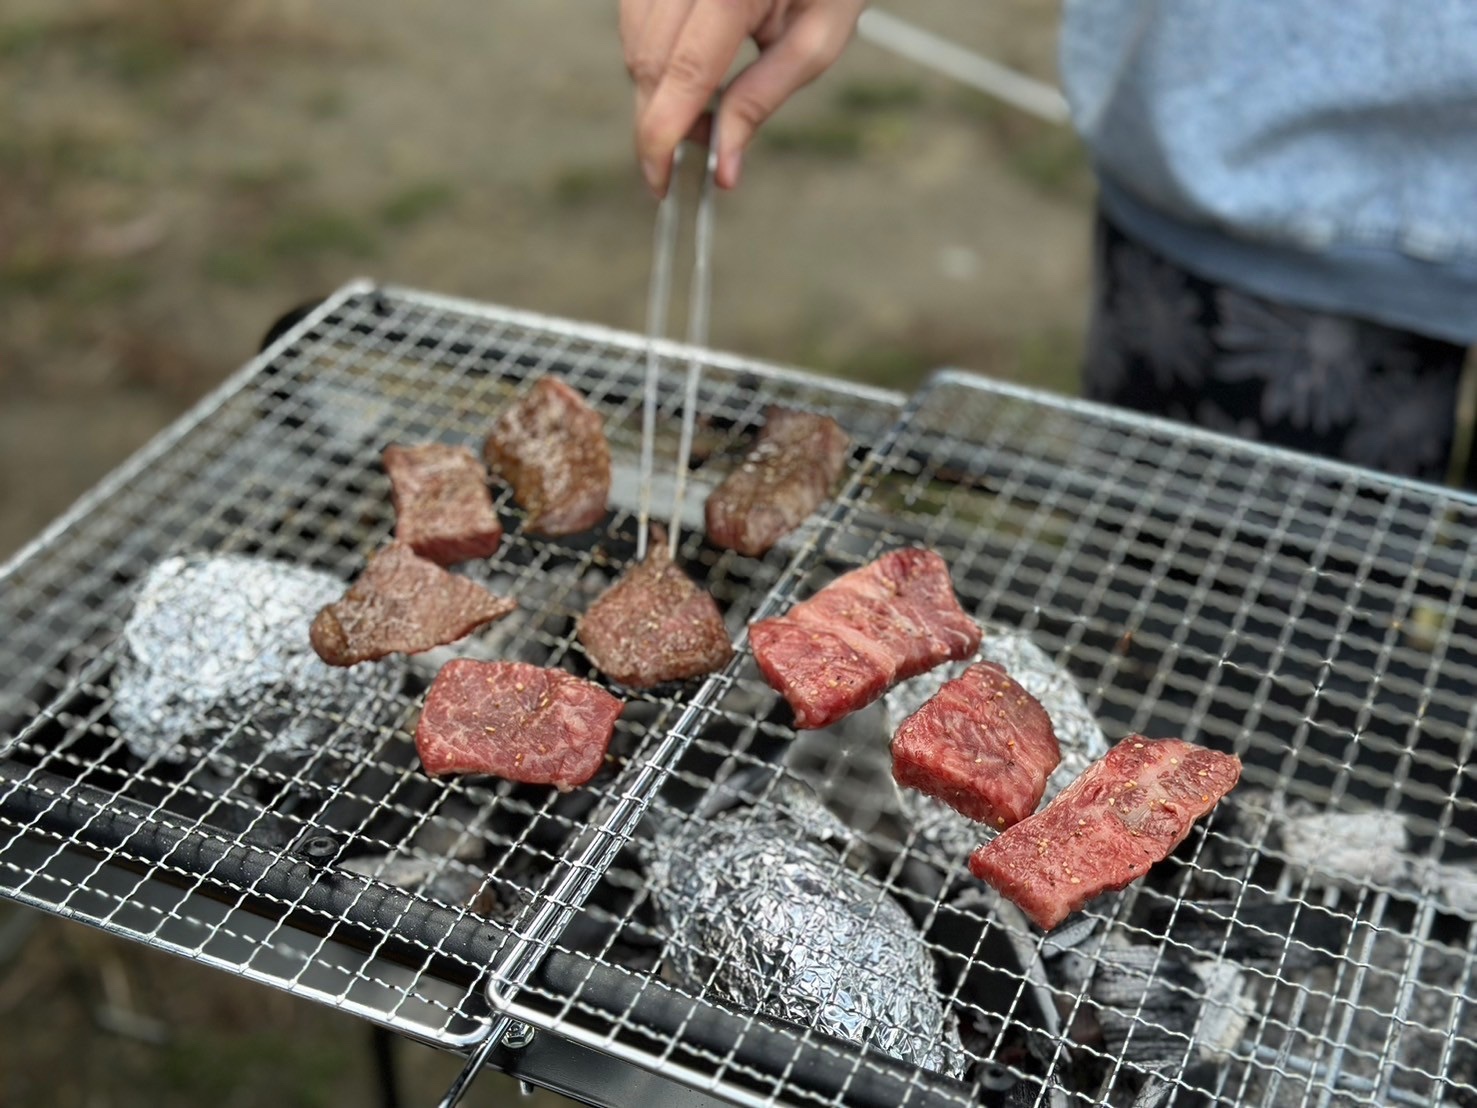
{"left": 5, "top": 282, "right": 1477, "bottom": 1107}
{"left": 494, "top": 374, "right": 1477, "bottom": 1106}
{"left": 0, "top": 281, "right": 902, "bottom": 1050}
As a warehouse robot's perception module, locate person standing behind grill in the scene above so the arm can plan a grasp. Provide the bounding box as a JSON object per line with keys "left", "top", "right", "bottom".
{"left": 619, "top": 1, "right": 1477, "bottom": 485}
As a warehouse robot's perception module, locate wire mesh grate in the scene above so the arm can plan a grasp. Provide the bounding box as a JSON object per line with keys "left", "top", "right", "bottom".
{"left": 6, "top": 284, "right": 1477, "bottom": 1105}
{"left": 496, "top": 371, "right": 1477, "bottom": 1106}
{"left": 0, "top": 282, "right": 902, "bottom": 1049}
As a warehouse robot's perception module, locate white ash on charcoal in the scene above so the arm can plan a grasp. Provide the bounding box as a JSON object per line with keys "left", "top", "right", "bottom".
{"left": 1054, "top": 938, "right": 1253, "bottom": 1072}
{"left": 885, "top": 629, "right": 1107, "bottom": 863}
{"left": 111, "top": 555, "right": 404, "bottom": 770}
{"left": 1264, "top": 796, "right": 1477, "bottom": 920}
{"left": 1274, "top": 799, "right": 1412, "bottom": 889}
{"left": 643, "top": 778, "right": 968, "bottom": 1077}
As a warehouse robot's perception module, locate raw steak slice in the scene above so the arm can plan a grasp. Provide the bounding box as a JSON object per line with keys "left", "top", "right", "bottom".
{"left": 383, "top": 443, "right": 502, "bottom": 564}
{"left": 483, "top": 377, "right": 610, "bottom": 536}
{"left": 892, "top": 662, "right": 1061, "bottom": 828}
{"left": 414, "top": 659, "right": 624, "bottom": 789}
{"left": 577, "top": 529, "right": 733, "bottom": 688}
{"left": 969, "top": 737, "right": 1242, "bottom": 929}
{"left": 748, "top": 548, "right": 981, "bottom": 729}
{"left": 705, "top": 406, "right": 850, "bottom": 556}
{"left": 310, "top": 543, "right": 516, "bottom": 666}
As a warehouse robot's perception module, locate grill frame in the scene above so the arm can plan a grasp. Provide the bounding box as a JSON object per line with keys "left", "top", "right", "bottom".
{"left": 4, "top": 281, "right": 1477, "bottom": 1107}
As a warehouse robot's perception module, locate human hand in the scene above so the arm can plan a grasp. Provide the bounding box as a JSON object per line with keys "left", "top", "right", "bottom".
{"left": 621, "top": 0, "right": 866, "bottom": 196}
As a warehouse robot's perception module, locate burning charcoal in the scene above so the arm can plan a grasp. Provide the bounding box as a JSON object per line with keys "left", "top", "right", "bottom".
{"left": 111, "top": 555, "right": 403, "bottom": 769}
{"left": 1081, "top": 941, "right": 1252, "bottom": 1069}
{"left": 644, "top": 783, "right": 968, "bottom": 1077}
{"left": 1141, "top": 899, "right": 1347, "bottom": 969}
{"left": 886, "top": 630, "right": 1108, "bottom": 863}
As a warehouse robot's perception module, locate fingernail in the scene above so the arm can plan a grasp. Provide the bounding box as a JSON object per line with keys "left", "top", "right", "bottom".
{"left": 641, "top": 159, "right": 665, "bottom": 198}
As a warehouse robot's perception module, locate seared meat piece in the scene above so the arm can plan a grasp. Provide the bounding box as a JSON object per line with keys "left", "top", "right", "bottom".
{"left": 383, "top": 443, "right": 502, "bottom": 564}
{"left": 748, "top": 548, "right": 981, "bottom": 729}
{"left": 969, "top": 737, "right": 1242, "bottom": 929}
{"left": 705, "top": 406, "right": 850, "bottom": 556}
{"left": 483, "top": 376, "right": 610, "bottom": 536}
{"left": 414, "top": 659, "right": 624, "bottom": 789}
{"left": 310, "top": 543, "right": 516, "bottom": 666}
{"left": 577, "top": 529, "right": 733, "bottom": 688}
{"left": 892, "top": 661, "right": 1061, "bottom": 828}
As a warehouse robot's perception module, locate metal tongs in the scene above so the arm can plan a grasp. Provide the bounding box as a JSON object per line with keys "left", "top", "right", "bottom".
{"left": 435, "top": 110, "right": 721, "bottom": 1108}
{"left": 636, "top": 106, "right": 721, "bottom": 562}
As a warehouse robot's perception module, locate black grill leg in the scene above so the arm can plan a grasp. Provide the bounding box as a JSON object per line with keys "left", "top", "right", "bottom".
{"left": 371, "top": 1024, "right": 402, "bottom": 1108}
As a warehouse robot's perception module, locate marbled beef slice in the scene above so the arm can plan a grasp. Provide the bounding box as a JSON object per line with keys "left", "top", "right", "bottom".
{"left": 969, "top": 737, "right": 1242, "bottom": 929}
{"left": 414, "top": 659, "right": 624, "bottom": 789}
{"left": 749, "top": 548, "right": 980, "bottom": 729}
{"left": 892, "top": 661, "right": 1061, "bottom": 828}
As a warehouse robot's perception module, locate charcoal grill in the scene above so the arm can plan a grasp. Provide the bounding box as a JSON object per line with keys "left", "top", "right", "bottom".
{"left": 4, "top": 280, "right": 1477, "bottom": 1107}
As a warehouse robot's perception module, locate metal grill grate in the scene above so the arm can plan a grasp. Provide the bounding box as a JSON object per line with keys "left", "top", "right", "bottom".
{"left": 494, "top": 374, "right": 1477, "bottom": 1105}
{"left": 0, "top": 282, "right": 901, "bottom": 1051}
{"left": 5, "top": 283, "right": 1477, "bottom": 1107}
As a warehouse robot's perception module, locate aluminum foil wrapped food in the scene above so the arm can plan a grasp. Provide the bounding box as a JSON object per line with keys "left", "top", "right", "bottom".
{"left": 886, "top": 629, "right": 1108, "bottom": 861}
{"left": 111, "top": 554, "right": 403, "bottom": 768}
{"left": 645, "top": 780, "right": 967, "bottom": 1077}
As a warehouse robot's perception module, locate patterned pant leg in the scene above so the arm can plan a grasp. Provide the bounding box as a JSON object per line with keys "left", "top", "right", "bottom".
{"left": 1082, "top": 212, "right": 1471, "bottom": 485}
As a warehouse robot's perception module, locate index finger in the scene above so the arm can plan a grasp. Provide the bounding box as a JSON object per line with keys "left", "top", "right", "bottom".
{"left": 636, "top": 1, "right": 754, "bottom": 195}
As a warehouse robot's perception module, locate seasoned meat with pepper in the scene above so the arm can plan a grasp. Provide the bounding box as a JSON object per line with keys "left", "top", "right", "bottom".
{"left": 969, "top": 737, "right": 1242, "bottom": 929}
{"left": 892, "top": 661, "right": 1061, "bottom": 829}
{"left": 383, "top": 443, "right": 502, "bottom": 564}
{"left": 310, "top": 543, "right": 516, "bottom": 666}
{"left": 577, "top": 528, "right": 733, "bottom": 688}
{"left": 414, "top": 659, "right": 624, "bottom": 789}
{"left": 705, "top": 407, "right": 850, "bottom": 557}
{"left": 483, "top": 377, "right": 610, "bottom": 536}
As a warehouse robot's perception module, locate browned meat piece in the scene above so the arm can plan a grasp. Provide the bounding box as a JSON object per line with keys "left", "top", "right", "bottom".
{"left": 383, "top": 443, "right": 502, "bottom": 564}
{"left": 749, "top": 548, "right": 981, "bottom": 729}
{"left": 969, "top": 737, "right": 1242, "bottom": 929}
{"left": 577, "top": 528, "right": 733, "bottom": 688}
{"left": 414, "top": 659, "right": 624, "bottom": 789}
{"left": 310, "top": 543, "right": 516, "bottom": 666}
{"left": 705, "top": 407, "right": 850, "bottom": 557}
{"left": 892, "top": 661, "right": 1061, "bottom": 829}
{"left": 483, "top": 377, "right": 611, "bottom": 536}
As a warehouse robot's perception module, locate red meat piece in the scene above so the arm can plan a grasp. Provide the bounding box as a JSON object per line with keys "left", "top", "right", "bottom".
{"left": 748, "top": 548, "right": 981, "bottom": 729}
{"left": 892, "top": 662, "right": 1061, "bottom": 828}
{"left": 383, "top": 443, "right": 503, "bottom": 564}
{"left": 414, "top": 660, "right": 624, "bottom": 789}
{"left": 969, "top": 737, "right": 1242, "bottom": 929}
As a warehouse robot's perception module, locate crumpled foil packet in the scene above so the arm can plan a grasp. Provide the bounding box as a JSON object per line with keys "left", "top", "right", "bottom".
{"left": 645, "top": 780, "right": 967, "bottom": 1077}
{"left": 885, "top": 629, "right": 1108, "bottom": 860}
{"left": 111, "top": 554, "right": 403, "bottom": 767}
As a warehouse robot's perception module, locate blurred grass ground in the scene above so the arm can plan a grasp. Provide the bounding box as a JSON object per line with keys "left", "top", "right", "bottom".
{"left": 0, "top": 1, "right": 1091, "bottom": 1103}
